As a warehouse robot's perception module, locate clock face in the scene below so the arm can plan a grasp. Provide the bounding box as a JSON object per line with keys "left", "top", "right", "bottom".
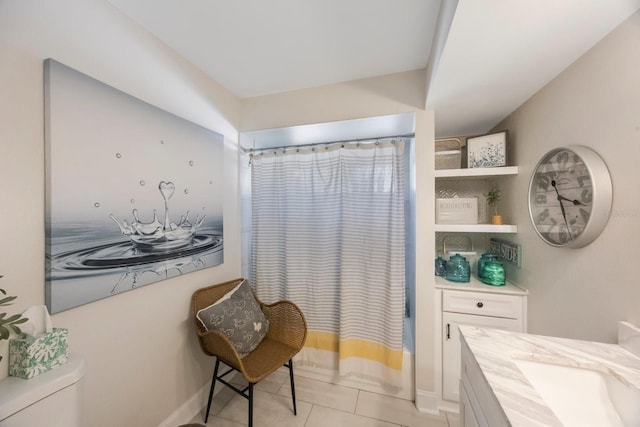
{"left": 528, "top": 146, "right": 612, "bottom": 248}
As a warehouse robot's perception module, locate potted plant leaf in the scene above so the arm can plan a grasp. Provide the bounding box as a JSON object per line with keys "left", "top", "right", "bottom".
{"left": 0, "top": 276, "right": 28, "bottom": 363}
{"left": 484, "top": 184, "right": 503, "bottom": 225}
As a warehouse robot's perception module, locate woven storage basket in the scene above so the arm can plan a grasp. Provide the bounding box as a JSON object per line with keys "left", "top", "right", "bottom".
{"left": 435, "top": 138, "right": 462, "bottom": 170}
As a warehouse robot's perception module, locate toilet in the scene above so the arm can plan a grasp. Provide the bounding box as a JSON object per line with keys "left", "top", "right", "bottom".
{"left": 0, "top": 355, "right": 84, "bottom": 426}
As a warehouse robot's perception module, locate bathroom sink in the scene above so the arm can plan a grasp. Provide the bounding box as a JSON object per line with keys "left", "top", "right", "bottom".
{"left": 512, "top": 356, "right": 640, "bottom": 427}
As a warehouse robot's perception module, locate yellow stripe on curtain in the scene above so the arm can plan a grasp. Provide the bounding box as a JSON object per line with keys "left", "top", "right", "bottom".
{"left": 305, "top": 331, "right": 403, "bottom": 370}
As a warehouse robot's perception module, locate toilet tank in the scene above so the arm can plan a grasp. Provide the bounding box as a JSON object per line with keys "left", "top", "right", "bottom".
{"left": 0, "top": 355, "right": 84, "bottom": 427}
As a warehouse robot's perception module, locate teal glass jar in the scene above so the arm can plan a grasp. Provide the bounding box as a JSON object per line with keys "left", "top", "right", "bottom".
{"left": 481, "top": 261, "right": 505, "bottom": 286}
{"left": 435, "top": 256, "right": 447, "bottom": 276}
{"left": 477, "top": 252, "right": 498, "bottom": 279}
{"left": 445, "top": 253, "right": 470, "bottom": 283}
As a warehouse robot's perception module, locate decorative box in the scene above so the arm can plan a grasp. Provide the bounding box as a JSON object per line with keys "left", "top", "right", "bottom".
{"left": 436, "top": 198, "right": 478, "bottom": 224}
{"left": 8, "top": 328, "right": 69, "bottom": 379}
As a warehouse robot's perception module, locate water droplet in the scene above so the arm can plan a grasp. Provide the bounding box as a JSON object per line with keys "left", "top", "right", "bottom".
{"left": 139, "top": 180, "right": 146, "bottom": 186}
{"left": 115, "top": 153, "right": 122, "bottom": 159}
{"left": 130, "top": 199, "right": 135, "bottom": 204}
{"left": 189, "top": 160, "right": 194, "bottom": 166}
{"left": 184, "top": 189, "right": 189, "bottom": 194}
{"left": 94, "top": 202, "right": 101, "bottom": 208}
{"left": 158, "top": 181, "right": 175, "bottom": 201}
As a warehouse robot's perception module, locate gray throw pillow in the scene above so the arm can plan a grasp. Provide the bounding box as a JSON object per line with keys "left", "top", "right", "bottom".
{"left": 196, "top": 280, "right": 269, "bottom": 357}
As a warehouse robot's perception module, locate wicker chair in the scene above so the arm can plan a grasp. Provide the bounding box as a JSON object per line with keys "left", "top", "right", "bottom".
{"left": 192, "top": 278, "right": 307, "bottom": 426}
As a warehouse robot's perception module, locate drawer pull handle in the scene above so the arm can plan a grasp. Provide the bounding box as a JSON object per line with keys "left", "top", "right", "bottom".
{"left": 476, "top": 302, "right": 484, "bottom": 308}
{"left": 446, "top": 323, "right": 450, "bottom": 340}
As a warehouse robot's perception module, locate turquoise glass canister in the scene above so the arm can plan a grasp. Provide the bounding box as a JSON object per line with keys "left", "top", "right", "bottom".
{"left": 481, "top": 260, "right": 505, "bottom": 286}
{"left": 445, "top": 253, "right": 470, "bottom": 283}
{"left": 435, "top": 256, "right": 447, "bottom": 276}
{"left": 477, "top": 253, "right": 498, "bottom": 279}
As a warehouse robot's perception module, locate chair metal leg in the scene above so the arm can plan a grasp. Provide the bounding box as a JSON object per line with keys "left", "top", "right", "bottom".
{"left": 204, "top": 358, "right": 294, "bottom": 426}
{"left": 287, "top": 359, "right": 297, "bottom": 415}
{"left": 248, "top": 382, "right": 254, "bottom": 427}
{"left": 205, "top": 358, "right": 220, "bottom": 423}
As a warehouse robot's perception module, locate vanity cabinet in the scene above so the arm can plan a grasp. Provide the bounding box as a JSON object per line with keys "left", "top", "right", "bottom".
{"left": 460, "top": 336, "right": 509, "bottom": 427}
{"left": 435, "top": 277, "right": 527, "bottom": 410}
{"left": 459, "top": 384, "right": 480, "bottom": 427}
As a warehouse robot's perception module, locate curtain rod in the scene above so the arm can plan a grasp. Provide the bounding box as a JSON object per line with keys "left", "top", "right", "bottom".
{"left": 243, "top": 132, "right": 415, "bottom": 154}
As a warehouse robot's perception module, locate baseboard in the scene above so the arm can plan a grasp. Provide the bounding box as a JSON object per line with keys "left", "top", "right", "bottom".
{"left": 438, "top": 399, "right": 459, "bottom": 414}
{"left": 157, "top": 383, "right": 207, "bottom": 427}
{"left": 158, "top": 375, "right": 233, "bottom": 427}
{"left": 414, "top": 389, "right": 439, "bottom": 415}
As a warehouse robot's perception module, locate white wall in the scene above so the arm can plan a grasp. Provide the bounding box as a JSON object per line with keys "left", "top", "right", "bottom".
{"left": 495, "top": 10, "right": 640, "bottom": 343}
{"left": 0, "top": 1, "right": 242, "bottom": 426}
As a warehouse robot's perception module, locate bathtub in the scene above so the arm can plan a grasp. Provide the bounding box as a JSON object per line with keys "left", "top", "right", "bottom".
{"left": 292, "top": 317, "right": 415, "bottom": 401}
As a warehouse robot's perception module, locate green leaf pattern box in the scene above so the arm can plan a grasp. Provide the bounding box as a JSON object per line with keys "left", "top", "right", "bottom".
{"left": 8, "top": 328, "right": 68, "bottom": 379}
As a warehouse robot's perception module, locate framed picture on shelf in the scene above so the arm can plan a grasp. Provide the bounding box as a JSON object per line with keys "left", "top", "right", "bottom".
{"left": 467, "top": 131, "right": 508, "bottom": 168}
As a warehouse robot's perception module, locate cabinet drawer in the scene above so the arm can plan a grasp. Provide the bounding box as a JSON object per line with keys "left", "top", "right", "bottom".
{"left": 443, "top": 290, "right": 523, "bottom": 319}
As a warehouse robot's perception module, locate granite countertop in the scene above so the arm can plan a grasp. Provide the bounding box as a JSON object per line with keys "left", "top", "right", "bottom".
{"left": 459, "top": 325, "right": 640, "bottom": 427}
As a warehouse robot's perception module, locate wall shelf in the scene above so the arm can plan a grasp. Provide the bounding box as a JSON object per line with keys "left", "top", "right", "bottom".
{"left": 433, "top": 138, "right": 523, "bottom": 411}
{"left": 435, "top": 224, "right": 517, "bottom": 233}
{"left": 435, "top": 166, "right": 518, "bottom": 180}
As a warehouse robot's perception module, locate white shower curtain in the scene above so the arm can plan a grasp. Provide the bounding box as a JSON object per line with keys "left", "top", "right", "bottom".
{"left": 250, "top": 139, "right": 405, "bottom": 387}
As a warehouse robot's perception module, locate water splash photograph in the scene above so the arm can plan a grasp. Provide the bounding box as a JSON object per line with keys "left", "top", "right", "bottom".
{"left": 44, "top": 59, "right": 224, "bottom": 314}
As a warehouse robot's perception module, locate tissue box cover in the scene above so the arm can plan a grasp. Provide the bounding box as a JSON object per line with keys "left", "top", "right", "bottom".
{"left": 8, "top": 328, "right": 69, "bottom": 379}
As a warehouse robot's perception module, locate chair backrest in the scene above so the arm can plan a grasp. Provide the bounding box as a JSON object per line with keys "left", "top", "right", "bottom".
{"left": 191, "top": 278, "right": 245, "bottom": 333}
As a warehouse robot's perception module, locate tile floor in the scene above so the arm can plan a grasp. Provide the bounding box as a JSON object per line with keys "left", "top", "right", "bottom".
{"left": 190, "top": 370, "right": 459, "bottom": 427}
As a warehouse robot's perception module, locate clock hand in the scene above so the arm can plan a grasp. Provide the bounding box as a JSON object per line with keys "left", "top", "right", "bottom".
{"left": 558, "top": 198, "right": 573, "bottom": 239}
{"left": 551, "top": 179, "right": 585, "bottom": 206}
{"left": 557, "top": 194, "right": 584, "bottom": 206}
{"left": 552, "top": 180, "right": 573, "bottom": 240}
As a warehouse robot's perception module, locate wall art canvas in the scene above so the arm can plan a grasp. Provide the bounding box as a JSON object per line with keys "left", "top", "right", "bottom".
{"left": 466, "top": 131, "right": 508, "bottom": 168}
{"left": 44, "top": 59, "right": 224, "bottom": 314}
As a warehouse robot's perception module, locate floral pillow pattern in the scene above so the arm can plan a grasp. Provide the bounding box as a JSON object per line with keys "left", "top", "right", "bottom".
{"left": 196, "top": 280, "right": 269, "bottom": 357}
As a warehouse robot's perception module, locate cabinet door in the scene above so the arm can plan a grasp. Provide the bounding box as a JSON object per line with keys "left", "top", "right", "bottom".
{"left": 442, "top": 312, "right": 521, "bottom": 402}
{"left": 460, "top": 384, "right": 480, "bottom": 427}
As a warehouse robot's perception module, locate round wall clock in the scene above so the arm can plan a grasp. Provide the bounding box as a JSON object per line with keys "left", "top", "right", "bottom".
{"left": 528, "top": 145, "right": 612, "bottom": 248}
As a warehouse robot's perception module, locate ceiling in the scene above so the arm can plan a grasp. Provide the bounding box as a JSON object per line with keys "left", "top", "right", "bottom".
{"left": 108, "top": 0, "right": 640, "bottom": 138}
